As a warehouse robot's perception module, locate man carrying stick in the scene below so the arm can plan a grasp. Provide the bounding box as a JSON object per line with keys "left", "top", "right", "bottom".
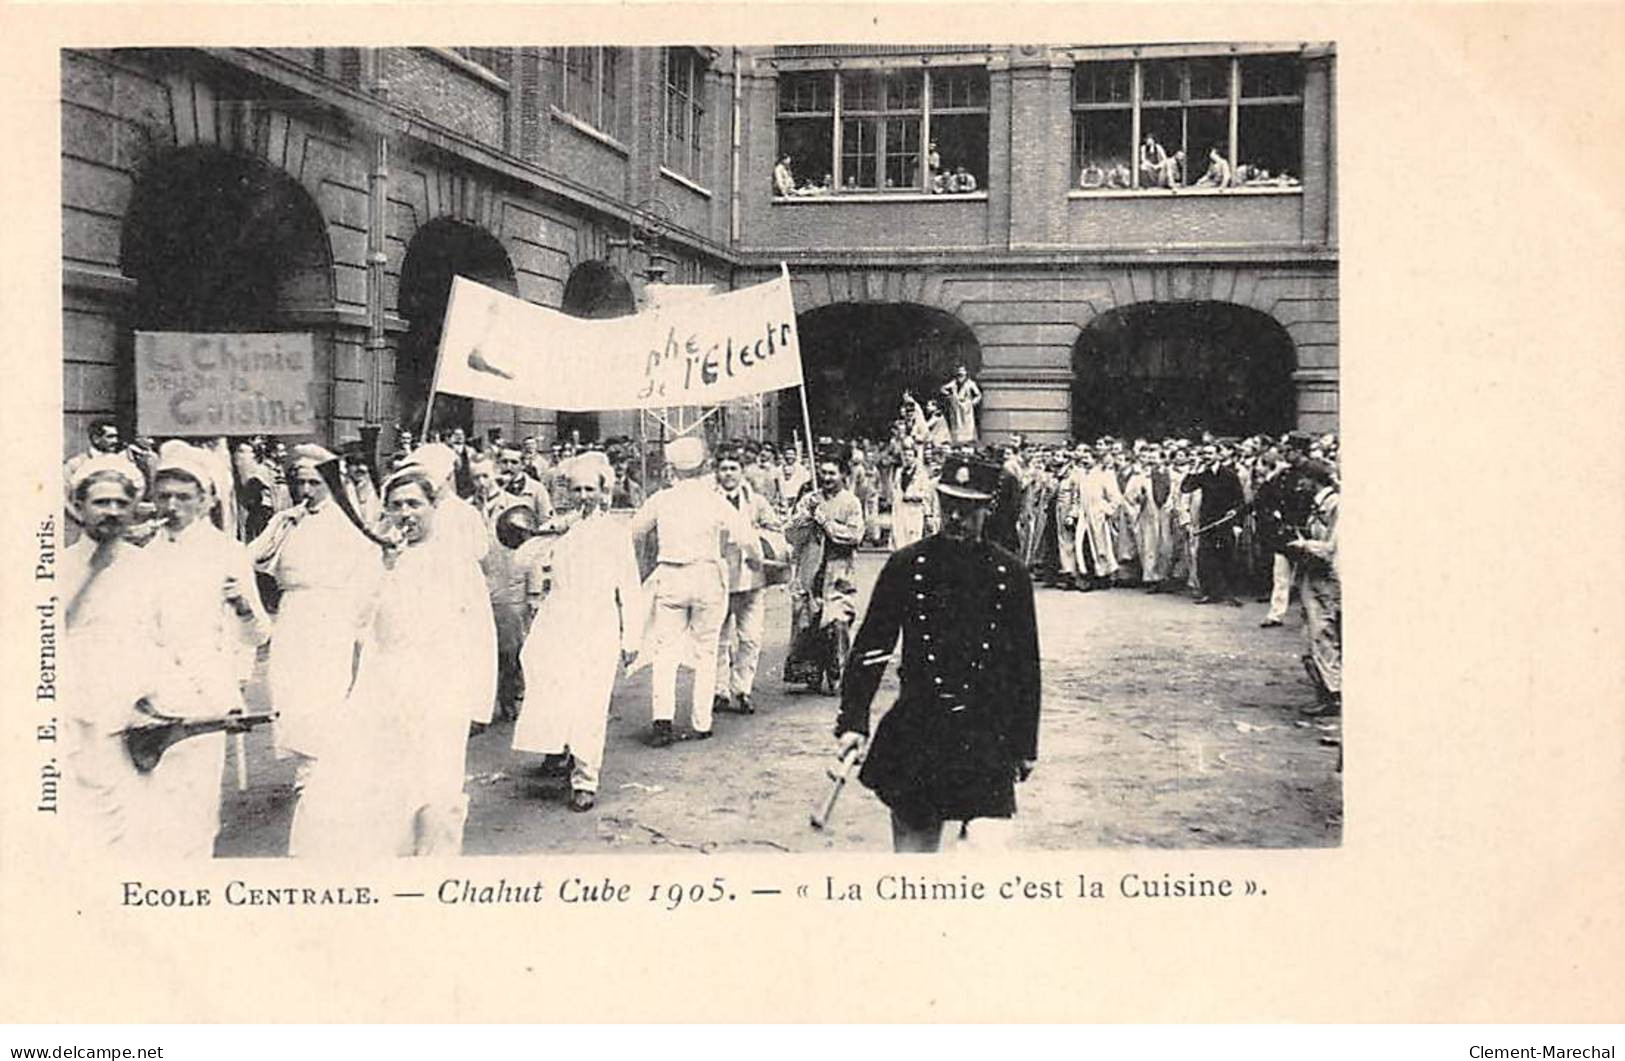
{"left": 833, "top": 455, "right": 1041, "bottom": 853}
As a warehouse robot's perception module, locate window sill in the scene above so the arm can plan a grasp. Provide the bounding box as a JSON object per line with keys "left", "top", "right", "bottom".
{"left": 549, "top": 106, "right": 630, "bottom": 156}
{"left": 1068, "top": 185, "right": 1303, "bottom": 199}
{"left": 422, "top": 47, "right": 510, "bottom": 93}
{"left": 772, "top": 191, "right": 989, "bottom": 204}
{"left": 659, "top": 166, "right": 713, "bottom": 199}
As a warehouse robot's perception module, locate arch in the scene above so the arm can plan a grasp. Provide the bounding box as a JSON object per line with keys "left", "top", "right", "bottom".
{"left": 789, "top": 301, "right": 982, "bottom": 443}
{"left": 1070, "top": 301, "right": 1296, "bottom": 439}
{"left": 782, "top": 266, "right": 973, "bottom": 322}
{"left": 121, "top": 145, "right": 335, "bottom": 333}
{"left": 396, "top": 218, "right": 518, "bottom": 437}
{"left": 116, "top": 145, "right": 335, "bottom": 432}
{"left": 561, "top": 259, "right": 636, "bottom": 320}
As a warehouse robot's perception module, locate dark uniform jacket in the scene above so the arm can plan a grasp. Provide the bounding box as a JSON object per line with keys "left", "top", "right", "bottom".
{"left": 837, "top": 534, "right": 1041, "bottom": 826}
{"left": 1180, "top": 464, "right": 1245, "bottom": 527}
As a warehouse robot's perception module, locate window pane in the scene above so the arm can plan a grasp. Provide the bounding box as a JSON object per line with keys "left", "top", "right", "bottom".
{"left": 1073, "top": 61, "right": 1131, "bottom": 105}
{"left": 1241, "top": 55, "right": 1303, "bottom": 98}
{"left": 1187, "top": 57, "right": 1230, "bottom": 103}
{"left": 884, "top": 116, "right": 920, "bottom": 188}
{"left": 1237, "top": 103, "right": 1302, "bottom": 180}
{"left": 843, "top": 71, "right": 880, "bottom": 111}
{"left": 932, "top": 112, "right": 988, "bottom": 190}
{"left": 1073, "top": 109, "right": 1133, "bottom": 188}
{"left": 777, "top": 117, "right": 833, "bottom": 191}
{"left": 841, "top": 117, "right": 878, "bottom": 188}
{"left": 779, "top": 71, "right": 833, "bottom": 113}
{"left": 1185, "top": 105, "right": 1228, "bottom": 183}
{"left": 1142, "top": 59, "right": 1182, "bottom": 102}
{"left": 882, "top": 69, "right": 922, "bottom": 112}
{"left": 935, "top": 66, "right": 990, "bottom": 109}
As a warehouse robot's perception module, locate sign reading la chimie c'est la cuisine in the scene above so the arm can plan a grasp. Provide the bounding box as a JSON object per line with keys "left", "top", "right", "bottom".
{"left": 433, "top": 272, "right": 805, "bottom": 412}
{"left": 134, "top": 332, "right": 319, "bottom": 437}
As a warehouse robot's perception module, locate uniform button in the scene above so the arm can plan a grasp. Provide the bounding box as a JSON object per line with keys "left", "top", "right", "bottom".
{"left": 997, "top": 565, "right": 1007, "bottom": 574}
{"left": 927, "top": 653, "right": 936, "bottom": 662}
{"left": 981, "top": 642, "right": 990, "bottom": 650}
{"left": 915, "top": 593, "right": 925, "bottom": 601}
{"left": 922, "top": 634, "right": 931, "bottom": 642}
{"left": 933, "top": 677, "right": 943, "bottom": 685}
{"left": 913, "top": 573, "right": 923, "bottom": 581}
{"left": 916, "top": 556, "right": 926, "bottom": 564}
{"left": 997, "top": 583, "right": 1006, "bottom": 591}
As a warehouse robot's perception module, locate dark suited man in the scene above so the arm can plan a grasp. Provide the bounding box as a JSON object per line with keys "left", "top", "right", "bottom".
{"left": 835, "top": 455, "right": 1041, "bottom": 853}
{"left": 1180, "top": 442, "right": 1246, "bottom": 606}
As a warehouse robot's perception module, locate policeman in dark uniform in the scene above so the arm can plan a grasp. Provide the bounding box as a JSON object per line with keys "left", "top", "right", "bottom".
{"left": 835, "top": 455, "right": 1041, "bottom": 853}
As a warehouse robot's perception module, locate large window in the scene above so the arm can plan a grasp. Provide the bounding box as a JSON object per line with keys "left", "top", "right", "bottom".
{"left": 555, "top": 47, "right": 624, "bottom": 141}
{"left": 1072, "top": 54, "right": 1305, "bottom": 192}
{"left": 775, "top": 64, "right": 989, "bottom": 196}
{"left": 663, "top": 48, "right": 708, "bottom": 180}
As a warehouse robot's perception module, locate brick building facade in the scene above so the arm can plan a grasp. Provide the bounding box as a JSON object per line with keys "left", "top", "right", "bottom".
{"left": 61, "top": 43, "right": 1336, "bottom": 457}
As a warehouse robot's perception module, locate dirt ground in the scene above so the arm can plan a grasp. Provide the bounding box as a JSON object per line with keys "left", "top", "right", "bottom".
{"left": 215, "top": 550, "right": 1342, "bottom": 857}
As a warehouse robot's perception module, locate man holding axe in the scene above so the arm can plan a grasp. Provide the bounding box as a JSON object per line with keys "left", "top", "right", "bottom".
{"left": 830, "top": 455, "right": 1041, "bottom": 852}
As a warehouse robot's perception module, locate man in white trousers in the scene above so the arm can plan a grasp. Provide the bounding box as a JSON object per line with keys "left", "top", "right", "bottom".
{"left": 629, "top": 436, "right": 759, "bottom": 746}
{"left": 711, "top": 443, "right": 782, "bottom": 718}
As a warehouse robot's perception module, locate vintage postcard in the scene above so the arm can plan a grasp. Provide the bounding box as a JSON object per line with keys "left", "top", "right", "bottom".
{"left": 0, "top": 2, "right": 1620, "bottom": 1026}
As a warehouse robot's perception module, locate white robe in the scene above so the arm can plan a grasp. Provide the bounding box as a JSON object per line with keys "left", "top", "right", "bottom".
{"left": 1073, "top": 466, "right": 1121, "bottom": 577}
{"left": 62, "top": 539, "right": 216, "bottom": 857}
{"left": 257, "top": 504, "right": 382, "bottom": 761}
{"left": 289, "top": 524, "right": 497, "bottom": 859}
{"left": 134, "top": 520, "right": 270, "bottom": 857}
{"left": 889, "top": 460, "right": 931, "bottom": 550}
{"left": 512, "top": 513, "right": 643, "bottom": 782}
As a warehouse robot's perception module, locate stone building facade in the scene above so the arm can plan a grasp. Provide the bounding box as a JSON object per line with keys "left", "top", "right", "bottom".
{"left": 61, "top": 43, "right": 1336, "bottom": 457}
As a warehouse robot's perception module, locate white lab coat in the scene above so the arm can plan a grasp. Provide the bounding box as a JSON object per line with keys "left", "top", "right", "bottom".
{"left": 254, "top": 503, "right": 382, "bottom": 761}
{"left": 513, "top": 512, "right": 642, "bottom": 790}
{"left": 290, "top": 522, "right": 497, "bottom": 858}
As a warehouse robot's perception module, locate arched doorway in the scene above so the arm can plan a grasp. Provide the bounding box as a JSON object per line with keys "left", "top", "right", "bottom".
{"left": 1071, "top": 301, "right": 1296, "bottom": 439}
{"left": 119, "top": 146, "right": 333, "bottom": 428}
{"left": 397, "top": 219, "right": 518, "bottom": 438}
{"left": 790, "top": 302, "right": 981, "bottom": 443}
{"left": 558, "top": 259, "right": 637, "bottom": 443}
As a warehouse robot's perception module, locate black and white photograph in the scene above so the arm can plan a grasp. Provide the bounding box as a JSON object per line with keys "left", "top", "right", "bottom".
{"left": 56, "top": 41, "right": 1343, "bottom": 860}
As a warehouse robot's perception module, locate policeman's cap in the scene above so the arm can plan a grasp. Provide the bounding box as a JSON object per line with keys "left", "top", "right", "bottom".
{"left": 935, "top": 455, "right": 1000, "bottom": 502}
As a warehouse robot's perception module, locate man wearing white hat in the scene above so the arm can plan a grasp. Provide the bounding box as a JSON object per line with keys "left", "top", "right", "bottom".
{"left": 140, "top": 441, "right": 270, "bottom": 855}
{"left": 628, "top": 435, "right": 759, "bottom": 746}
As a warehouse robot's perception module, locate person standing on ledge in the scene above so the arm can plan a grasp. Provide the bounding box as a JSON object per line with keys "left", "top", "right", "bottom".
{"left": 834, "top": 454, "right": 1041, "bottom": 853}
{"left": 940, "top": 363, "right": 983, "bottom": 445}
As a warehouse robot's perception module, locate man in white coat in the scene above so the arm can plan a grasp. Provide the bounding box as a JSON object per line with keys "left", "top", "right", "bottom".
{"left": 1122, "top": 445, "right": 1177, "bottom": 590}
{"left": 1075, "top": 449, "right": 1122, "bottom": 590}
{"left": 629, "top": 436, "right": 759, "bottom": 746}
{"left": 63, "top": 454, "right": 221, "bottom": 857}
{"left": 711, "top": 444, "right": 783, "bottom": 718}
{"left": 143, "top": 441, "right": 271, "bottom": 855}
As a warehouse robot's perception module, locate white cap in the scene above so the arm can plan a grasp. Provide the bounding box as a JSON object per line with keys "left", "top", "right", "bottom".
{"left": 405, "top": 442, "right": 457, "bottom": 484}
{"left": 664, "top": 436, "right": 706, "bottom": 472}
{"left": 70, "top": 453, "right": 145, "bottom": 498}
{"left": 154, "top": 440, "right": 216, "bottom": 493}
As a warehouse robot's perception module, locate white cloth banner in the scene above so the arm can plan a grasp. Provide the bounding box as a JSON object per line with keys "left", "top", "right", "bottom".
{"left": 433, "top": 273, "right": 803, "bottom": 412}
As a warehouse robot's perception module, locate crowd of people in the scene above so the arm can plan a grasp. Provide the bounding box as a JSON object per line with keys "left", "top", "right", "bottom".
{"left": 58, "top": 387, "right": 1339, "bottom": 858}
